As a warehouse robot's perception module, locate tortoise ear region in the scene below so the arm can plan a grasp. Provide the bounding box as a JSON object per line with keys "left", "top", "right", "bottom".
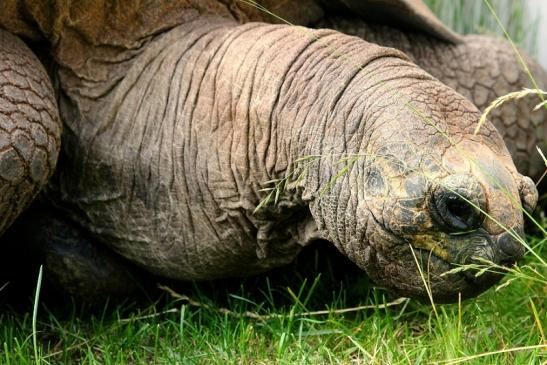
{"left": 518, "top": 175, "right": 538, "bottom": 214}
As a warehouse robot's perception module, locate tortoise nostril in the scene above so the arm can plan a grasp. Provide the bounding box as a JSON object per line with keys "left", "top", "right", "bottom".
{"left": 497, "top": 233, "right": 524, "bottom": 263}
{"left": 499, "top": 257, "right": 517, "bottom": 267}
{"left": 462, "top": 269, "right": 480, "bottom": 284}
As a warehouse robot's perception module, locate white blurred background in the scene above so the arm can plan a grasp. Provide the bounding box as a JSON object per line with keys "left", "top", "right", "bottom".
{"left": 527, "top": 0, "right": 547, "bottom": 68}
{"left": 425, "top": 0, "right": 546, "bottom": 67}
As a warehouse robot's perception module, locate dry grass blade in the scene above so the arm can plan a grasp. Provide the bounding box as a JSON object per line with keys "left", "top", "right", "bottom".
{"left": 537, "top": 146, "right": 547, "bottom": 165}
{"left": 535, "top": 146, "right": 547, "bottom": 186}
{"left": 483, "top": 0, "right": 545, "bottom": 102}
{"left": 119, "top": 308, "right": 180, "bottom": 323}
{"left": 346, "top": 335, "right": 374, "bottom": 360}
{"left": 158, "top": 284, "right": 407, "bottom": 321}
{"left": 409, "top": 245, "right": 439, "bottom": 320}
{"left": 32, "top": 266, "right": 43, "bottom": 365}
{"left": 474, "top": 88, "right": 547, "bottom": 134}
{"left": 434, "top": 344, "right": 546, "bottom": 364}
{"left": 534, "top": 100, "right": 547, "bottom": 111}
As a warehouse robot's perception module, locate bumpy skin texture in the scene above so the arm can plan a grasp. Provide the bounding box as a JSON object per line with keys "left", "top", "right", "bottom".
{"left": 0, "top": 2, "right": 538, "bottom": 302}
{"left": 319, "top": 18, "right": 547, "bottom": 180}
{"left": 39, "top": 16, "right": 530, "bottom": 301}
{"left": 0, "top": 30, "right": 61, "bottom": 235}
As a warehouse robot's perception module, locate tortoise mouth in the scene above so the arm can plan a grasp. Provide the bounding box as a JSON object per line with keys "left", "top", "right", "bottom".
{"left": 408, "top": 229, "right": 500, "bottom": 269}
{"left": 364, "top": 217, "right": 504, "bottom": 301}
{"left": 411, "top": 246, "right": 503, "bottom": 293}
{"left": 411, "top": 246, "right": 453, "bottom": 275}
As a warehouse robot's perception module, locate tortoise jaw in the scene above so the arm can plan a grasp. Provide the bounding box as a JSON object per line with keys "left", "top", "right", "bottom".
{"left": 409, "top": 245, "right": 504, "bottom": 302}
{"left": 409, "top": 228, "right": 526, "bottom": 292}
{"left": 408, "top": 229, "right": 501, "bottom": 266}
{"left": 411, "top": 229, "right": 518, "bottom": 297}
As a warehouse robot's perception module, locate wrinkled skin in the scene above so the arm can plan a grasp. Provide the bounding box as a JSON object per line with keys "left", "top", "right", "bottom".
{"left": 0, "top": 1, "right": 542, "bottom": 302}
{"left": 319, "top": 17, "right": 547, "bottom": 180}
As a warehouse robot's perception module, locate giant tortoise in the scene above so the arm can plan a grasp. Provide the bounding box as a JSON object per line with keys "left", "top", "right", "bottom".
{"left": 0, "top": 0, "right": 545, "bottom": 302}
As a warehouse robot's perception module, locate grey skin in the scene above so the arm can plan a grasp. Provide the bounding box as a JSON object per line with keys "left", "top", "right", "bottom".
{"left": 0, "top": 0, "right": 542, "bottom": 302}
{"left": 319, "top": 17, "right": 547, "bottom": 180}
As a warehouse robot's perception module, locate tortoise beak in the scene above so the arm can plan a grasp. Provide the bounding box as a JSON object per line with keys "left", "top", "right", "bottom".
{"left": 496, "top": 231, "right": 525, "bottom": 266}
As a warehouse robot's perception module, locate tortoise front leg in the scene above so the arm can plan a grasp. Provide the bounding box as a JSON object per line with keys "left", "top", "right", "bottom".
{"left": 0, "top": 30, "right": 61, "bottom": 235}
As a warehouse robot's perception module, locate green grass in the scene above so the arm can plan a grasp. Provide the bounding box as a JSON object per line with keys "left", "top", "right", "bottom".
{"left": 1, "top": 1, "right": 546, "bottom": 364}
{"left": 0, "top": 239, "right": 544, "bottom": 364}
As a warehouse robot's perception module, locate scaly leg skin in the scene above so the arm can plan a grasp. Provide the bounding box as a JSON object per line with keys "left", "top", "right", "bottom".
{"left": 0, "top": 30, "right": 61, "bottom": 235}
{"left": 0, "top": 28, "right": 143, "bottom": 301}
{"left": 0, "top": 204, "right": 143, "bottom": 300}
{"left": 318, "top": 17, "right": 547, "bottom": 181}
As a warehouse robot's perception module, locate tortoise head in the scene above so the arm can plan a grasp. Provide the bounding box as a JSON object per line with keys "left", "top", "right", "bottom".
{"left": 317, "top": 75, "right": 538, "bottom": 303}
{"left": 370, "top": 140, "right": 538, "bottom": 302}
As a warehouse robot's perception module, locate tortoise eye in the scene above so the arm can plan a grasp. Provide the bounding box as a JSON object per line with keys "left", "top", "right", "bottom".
{"left": 439, "top": 193, "right": 481, "bottom": 231}
{"left": 430, "top": 186, "right": 484, "bottom": 232}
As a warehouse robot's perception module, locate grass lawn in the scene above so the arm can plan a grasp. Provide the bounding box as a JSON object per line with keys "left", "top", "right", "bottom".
{"left": 0, "top": 238, "right": 545, "bottom": 364}
{"left": 1, "top": 0, "right": 546, "bottom": 364}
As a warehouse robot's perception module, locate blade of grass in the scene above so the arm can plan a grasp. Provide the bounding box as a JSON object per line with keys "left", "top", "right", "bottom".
{"left": 409, "top": 245, "right": 439, "bottom": 320}
{"left": 483, "top": 0, "right": 545, "bottom": 104}
{"left": 435, "top": 344, "right": 546, "bottom": 364}
{"left": 528, "top": 298, "right": 546, "bottom": 346}
{"left": 32, "top": 265, "right": 43, "bottom": 365}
